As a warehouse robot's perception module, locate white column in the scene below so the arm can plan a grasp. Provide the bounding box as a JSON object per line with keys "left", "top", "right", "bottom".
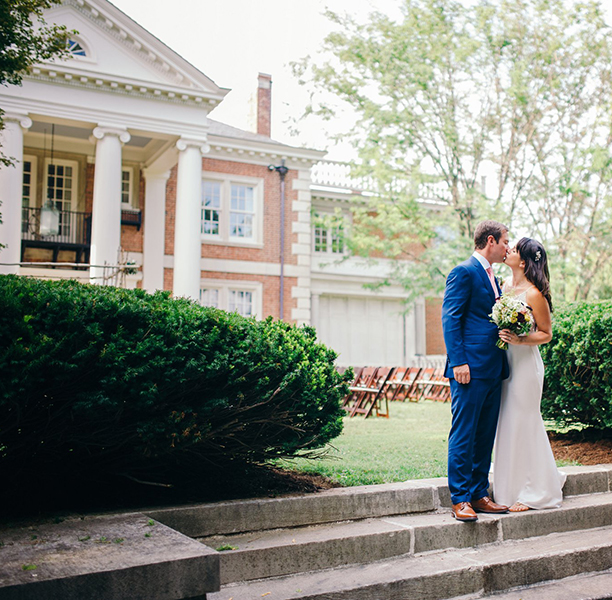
{"left": 173, "top": 138, "right": 208, "bottom": 300}
{"left": 142, "top": 169, "right": 170, "bottom": 292}
{"left": 0, "top": 113, "right": 32, "bottom": 274}
{"left": 89, "top": 126, "right": 130, "bottom": 284}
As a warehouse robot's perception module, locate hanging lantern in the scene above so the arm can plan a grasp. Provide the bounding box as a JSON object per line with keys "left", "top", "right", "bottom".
{"left": 40, "top": 200, "right": 60, "bottom": 236}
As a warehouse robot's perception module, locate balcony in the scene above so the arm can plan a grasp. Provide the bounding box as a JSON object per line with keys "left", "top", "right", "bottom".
{"left": 20, "top": 207, "right": 143, "bottom": 267}
{"left": 21, "top": 207, "right": 92, "bottom": 265}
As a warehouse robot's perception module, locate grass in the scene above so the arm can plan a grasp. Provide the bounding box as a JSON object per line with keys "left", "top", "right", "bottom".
{"left": 279, "top": 401, "right": 452, "bottom": 486}
{"left": 279, "top": 401, "right": 577, "bottom": 486}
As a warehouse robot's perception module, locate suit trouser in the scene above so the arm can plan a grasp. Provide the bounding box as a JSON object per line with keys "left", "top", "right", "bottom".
{"left": 448, "top": 377, "right": 502, "bottom": 505}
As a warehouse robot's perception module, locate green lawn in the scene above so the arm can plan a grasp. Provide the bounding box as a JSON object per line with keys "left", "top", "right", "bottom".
{"left": 279, "top": 401, "right": 452, "bottom": 486}
{"left": 279, "top": 400, "right": 577, "bottom": 486}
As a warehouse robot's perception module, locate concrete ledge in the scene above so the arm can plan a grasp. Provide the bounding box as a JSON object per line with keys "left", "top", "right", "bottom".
{"left": 479, "top": 568, "right": 612, "bottom": 599}
{"left": 148, "top": 482, "right": 436, "bottom": 537}
{"left": 0, "top": 513, "right": 219, "bottom": 600}
{"left": 560, "top": 464, "right": 612, "bottom": 497}
{"left": 149, "top": 465, "right": 612, "bottom": 539}
{"left": 209, "top": 525, "right": 612, "bottom": 600}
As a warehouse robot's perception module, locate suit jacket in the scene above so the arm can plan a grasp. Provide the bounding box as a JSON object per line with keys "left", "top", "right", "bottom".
{"left": 441, "top": 255, "right": 509, "bottom": 380}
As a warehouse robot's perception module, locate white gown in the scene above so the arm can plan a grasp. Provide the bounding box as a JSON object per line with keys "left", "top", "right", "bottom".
{"left": 492, "top": 290, "right": 566, "bottom": 509}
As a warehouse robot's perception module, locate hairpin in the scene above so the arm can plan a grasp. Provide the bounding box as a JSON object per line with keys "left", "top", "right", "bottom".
{"left": 535, "top": 250, "right": 541, "bottom": 262}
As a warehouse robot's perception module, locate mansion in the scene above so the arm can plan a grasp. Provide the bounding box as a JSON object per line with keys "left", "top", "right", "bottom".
{"left": 0, "top": 0, "right": 444, "bottom": 366}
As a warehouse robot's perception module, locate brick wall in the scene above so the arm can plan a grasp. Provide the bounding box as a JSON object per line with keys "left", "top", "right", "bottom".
{"left": 200, "top": 270, "right": 296, "bottom": 320}
{"left": 159, "top": 157, "right": 302, "bottom": 321}
{"left": 120, "top": 173, "right": 144, "bottom": 253}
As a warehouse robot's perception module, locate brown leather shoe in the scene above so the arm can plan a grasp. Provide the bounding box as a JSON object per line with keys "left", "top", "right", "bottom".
{"left": 451, "top": 502, "right": 478, "bottom": 522}
{"left": 471, "top": 496, "right": 509, "bottom": 514}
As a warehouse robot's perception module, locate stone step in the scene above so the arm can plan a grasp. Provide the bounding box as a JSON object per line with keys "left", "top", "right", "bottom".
{"left": 201, "top": 492, "right": 612, "bottom": 585}
{"left": 207, "top": 524, "right": 612, "bottom": 600}
{"left": 480, "top": 568, "right": 612, "bottom": 599}
{"left": 147, "top": 465, "right": 612, "bottom": 538}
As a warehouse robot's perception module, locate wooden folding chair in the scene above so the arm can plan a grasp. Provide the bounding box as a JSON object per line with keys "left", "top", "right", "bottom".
{"left": 350, "top": 366, "right": 395, "bottom": 418}
{"left": 387, "top": 366, "right": 423, "bottom": 402}
{"left": 417, "top": 367, "right": 451, "bottom": 402}
{"left": 342, "top": 366, "right": 373, "bottom": 409}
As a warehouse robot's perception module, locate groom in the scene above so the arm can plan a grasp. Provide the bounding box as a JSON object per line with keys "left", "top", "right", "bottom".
{"left": 441, "top": 220, "right": 510, "bottom": 521}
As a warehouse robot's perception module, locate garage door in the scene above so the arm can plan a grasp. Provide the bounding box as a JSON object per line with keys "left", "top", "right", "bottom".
{"left": 315, "top": 295, "right": 408, "bottom": 367}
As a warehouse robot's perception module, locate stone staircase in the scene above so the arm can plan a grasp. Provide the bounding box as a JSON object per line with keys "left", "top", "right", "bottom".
{"left": 148, "top": 465, "right": 612, "bottom": 600}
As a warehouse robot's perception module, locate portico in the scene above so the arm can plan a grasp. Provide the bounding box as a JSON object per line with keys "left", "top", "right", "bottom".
{"left": 0, "top": 0, "right": 228, "bottom": 298}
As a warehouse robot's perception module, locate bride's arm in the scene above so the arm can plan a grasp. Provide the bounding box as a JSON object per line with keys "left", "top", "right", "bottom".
{"left": 499, "top": 288, "right": 552, "bottom": 346}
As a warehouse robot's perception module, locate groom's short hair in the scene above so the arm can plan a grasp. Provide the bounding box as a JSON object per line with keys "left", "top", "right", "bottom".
{"left": 474, "top": 220, "right": 508, "bottom": 249}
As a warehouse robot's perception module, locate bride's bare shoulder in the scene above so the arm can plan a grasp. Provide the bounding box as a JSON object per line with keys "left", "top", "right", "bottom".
{"left": 526, "top": 286, "right": 547, "bottom": 307}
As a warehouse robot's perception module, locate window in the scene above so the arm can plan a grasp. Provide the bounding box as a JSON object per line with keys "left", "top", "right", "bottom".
{"left": 313, "top": 212, "right": 346, "bottom": 254}
{"left": 200, "top": 288, "right": 219, "bottom": 308}
{"left": 67, "top": 39, "right": 87, "bottom": 57}
{"left": 199, "top": 280, "right": 262, "bottom": 317}
{"left": 202, "top": 181, "right": 221, "bottom": 235}
{"left": 229, "top": 290, "right": 253, "bottom": 317}
{"left": 44, "top": 158, "right": 78, "bottom": 240}
{"left": 22, "top": 156, "right": 37, "bottom": 234}
{"left": 121, "top": 167, "right": 134, "bottom": 207}
{"left": 201, "top": 175, "right": 263, "bottom": 245}
{"left": 230, "top": 184, "right": 254, "bottom": 239}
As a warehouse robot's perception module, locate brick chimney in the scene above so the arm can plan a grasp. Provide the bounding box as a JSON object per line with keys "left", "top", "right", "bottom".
{"left": 257, "top": 72, "right": 272, "bottom": 137}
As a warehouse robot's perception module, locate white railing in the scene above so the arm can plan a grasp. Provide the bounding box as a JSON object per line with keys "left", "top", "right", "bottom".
{"left": 311, "top": 161, "right": 452, "bottom": 203}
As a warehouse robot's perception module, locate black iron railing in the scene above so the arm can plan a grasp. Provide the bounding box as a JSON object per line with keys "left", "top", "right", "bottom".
{"left": 21, "top": 206, "right": 92, "bottom": 246}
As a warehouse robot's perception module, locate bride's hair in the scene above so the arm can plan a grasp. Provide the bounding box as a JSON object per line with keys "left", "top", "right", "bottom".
{"left": 516, "top": 237, "right": 553, "bottom": 311}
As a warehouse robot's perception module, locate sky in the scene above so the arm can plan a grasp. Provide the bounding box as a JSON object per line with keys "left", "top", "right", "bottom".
{"left": 110, "top": 0, "right": 403, "bottom": 160}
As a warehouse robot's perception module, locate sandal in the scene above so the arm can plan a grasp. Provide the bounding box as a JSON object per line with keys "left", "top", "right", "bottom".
{"left": 509, "top": 502, "right": 531, "bottom": 512}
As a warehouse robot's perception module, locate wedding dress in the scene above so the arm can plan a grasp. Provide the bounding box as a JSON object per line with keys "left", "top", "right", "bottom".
{"left": 492, "top": 289, "right": 566, "bottom": 509}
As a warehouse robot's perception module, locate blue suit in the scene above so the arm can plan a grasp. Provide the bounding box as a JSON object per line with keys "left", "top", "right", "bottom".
{"left": 442, "top": 255, "right": 509, "bottom": 505}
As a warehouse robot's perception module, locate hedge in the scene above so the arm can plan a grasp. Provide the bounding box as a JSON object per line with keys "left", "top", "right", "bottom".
{"left": 0, "top": 275, "right": 349, "bottom": 494}
{"left": 541, "top": 299, "right": 612, "bottom": 430}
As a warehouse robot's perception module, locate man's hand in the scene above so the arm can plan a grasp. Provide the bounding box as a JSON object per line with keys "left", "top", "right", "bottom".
{"left": 453, "top": 364, "right": 471, "bottom": 385}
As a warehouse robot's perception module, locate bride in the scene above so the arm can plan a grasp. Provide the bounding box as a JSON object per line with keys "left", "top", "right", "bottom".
{"left": 493, "top": 237, "right": 566, "bottom": 512}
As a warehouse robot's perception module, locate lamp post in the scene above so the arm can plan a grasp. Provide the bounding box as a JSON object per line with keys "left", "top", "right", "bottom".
{"left": 268, "top": 159, "right": 289, "bottom": 320}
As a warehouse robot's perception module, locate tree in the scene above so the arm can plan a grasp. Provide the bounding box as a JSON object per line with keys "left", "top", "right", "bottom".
{"left": 294, "top": 0, "right": 612, "bottom": 302}
{"left": 0, "top": 0, "right": 73, "bottom": 165}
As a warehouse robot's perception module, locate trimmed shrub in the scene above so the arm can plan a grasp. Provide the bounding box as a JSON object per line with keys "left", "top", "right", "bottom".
{"left": 0, "top": 275, "right": 349, "bottom": 494}
{"left": 541, "top": 300, "right": 612, "bottom": 430}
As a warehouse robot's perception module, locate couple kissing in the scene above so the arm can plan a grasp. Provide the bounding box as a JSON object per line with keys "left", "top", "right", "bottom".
{"left": 441, "top": 220, "right": 566, "bottom": 522}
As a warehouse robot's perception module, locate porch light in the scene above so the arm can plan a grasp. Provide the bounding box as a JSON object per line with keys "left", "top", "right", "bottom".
{"left": 40, "top": 201, "right": 60, "bottom": 236}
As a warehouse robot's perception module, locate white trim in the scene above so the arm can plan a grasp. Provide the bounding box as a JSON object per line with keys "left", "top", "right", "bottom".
{"left": 164, "top": 255, "right": 311, "bottom": 279}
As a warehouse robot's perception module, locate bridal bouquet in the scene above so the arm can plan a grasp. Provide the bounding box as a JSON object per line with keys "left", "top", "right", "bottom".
{"left": 490, "top": 293, "right": 534, "bottom": 350}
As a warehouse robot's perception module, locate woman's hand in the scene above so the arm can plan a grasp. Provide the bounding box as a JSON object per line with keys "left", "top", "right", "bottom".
{"left": 499, "top": 328, "right": 522, "bottom": 346}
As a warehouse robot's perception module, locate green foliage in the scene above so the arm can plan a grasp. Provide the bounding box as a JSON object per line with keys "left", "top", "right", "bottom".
{"left": 0, "top": 0, "right": 72, "bottom": 87}
{"left": 0, "top": 275, "right": 348, "bottom": 498}
{"left": 541, "top": 300, "right": 612, "bottom": 430}
{"left": 0, "top": 0, "right": 75, "bottom": 167}
{"left": 295, "top": 0, "right": 612, "bottom": 301}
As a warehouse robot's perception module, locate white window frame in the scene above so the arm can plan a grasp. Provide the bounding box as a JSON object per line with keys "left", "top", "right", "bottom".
{"left": 201, "top": 173, "right": 264, "bottom": 247}
{"left": 42, "top": 157, "right": 79, "bottom": 243}
{"left": 312, "top": 210, "right": 348, "bottom": 256}
{"left": 22, "top": 155, "right": 38, "bottom": 234}
{"left": 66, "top": 36, "right": 96, "bottom": 63}
{"left": 199, "top": 279, "right": 263, "bottom": 318}
{"left": 22, "top": 154, "right": 38, "bottom": 208}
{"left": 121, "top": 166, "right": 135, "bottom": 209}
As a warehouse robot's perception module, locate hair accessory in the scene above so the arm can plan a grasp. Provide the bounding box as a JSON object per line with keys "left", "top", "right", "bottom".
{"left": 535, "top": 250, "right": 541, "bottom": 262}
